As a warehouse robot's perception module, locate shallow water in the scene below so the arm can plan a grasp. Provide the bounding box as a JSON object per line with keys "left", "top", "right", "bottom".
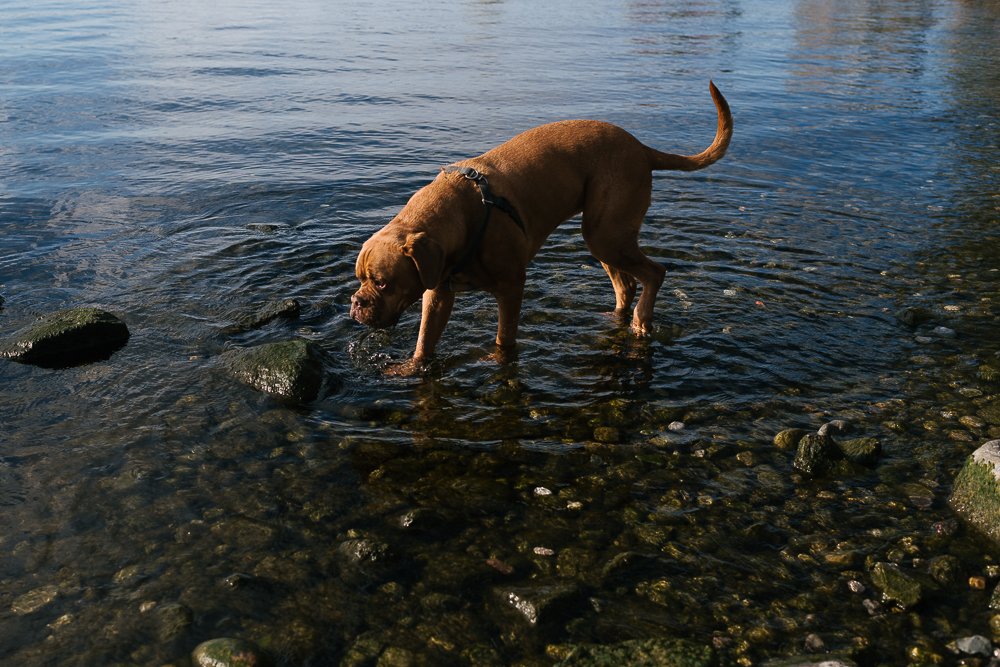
{"left": 1, "top": 0, "right": 999, "bottom": 664}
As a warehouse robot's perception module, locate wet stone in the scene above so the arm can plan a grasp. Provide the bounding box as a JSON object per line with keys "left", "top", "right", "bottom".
{"left": 549, "top": 638, "right": 715, "bottom": 667}
{"left": 10, "top": 584, "right": 59, "bottom": 615}
{"left": 895, "top": 306, "right": 935, "bottom": 327}
{"left": 955, "top": 635, "right": 992, "bottom": 657}
{"left": 223, "top": 298, "right": 302, "bottom": 334}
{"left": 817, "top": 419, "right": 851, "bottom": 437}
{"left": 979, "top": 400, "right": 1000, "bottom": 426}
{"left": 949, "top": 440, "right": 1000, "bottom": 544}
{"left": 870, "top": 561, "right": 922, "bottom": 609}
{"left": 761, "top": 655, "right": 858, "bottom": 667}
{"left": 155, "top": 602, "right": 193, "bottom": 641}
{"left": 0, "top": 307, "right": 129, "bottom": 367}
{"left": 792, "top": 433, "right": 840, "bottom": 476}
{"left": 192, "top": 637, "right": 272, "bottom": 667}
{"left": 978, "top": 363, "right": 1000, "bottom": 384}
{"left": 493, "top": 581, "right": 585, "bottom": 628}
{"left": 223, "top": 338, "right": 328, "bottom": 402}
{"left": 774, "top": 428, "right": 808, "bottom": 451}
{"left": 836, "top": 437, "right": 881, "bottom": 466}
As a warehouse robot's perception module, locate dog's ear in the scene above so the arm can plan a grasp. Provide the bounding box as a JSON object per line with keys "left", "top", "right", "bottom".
{"left": 401, "top": 232, "right": 446, "bottom": 290}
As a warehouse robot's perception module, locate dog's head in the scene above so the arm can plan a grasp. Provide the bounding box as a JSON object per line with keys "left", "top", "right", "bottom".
{"left": 350, "top": 229, "right": 447, "bottom": 328}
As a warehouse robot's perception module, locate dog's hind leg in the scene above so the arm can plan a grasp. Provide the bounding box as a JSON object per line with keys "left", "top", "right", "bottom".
{"left": 582, "top": 181, "right": 665, "bottom": 335}
{"left": 600, "top": 261, "right": 637, "bottom": 317}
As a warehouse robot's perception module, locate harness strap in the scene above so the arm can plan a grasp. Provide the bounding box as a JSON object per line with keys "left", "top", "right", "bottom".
{"left": 442, "top": 165, "right": 526, "bottom": 285}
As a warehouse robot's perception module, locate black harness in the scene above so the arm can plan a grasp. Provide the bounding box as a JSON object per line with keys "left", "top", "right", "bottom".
{"left": 442, "top": 165, "right": 526, "bottom": 285}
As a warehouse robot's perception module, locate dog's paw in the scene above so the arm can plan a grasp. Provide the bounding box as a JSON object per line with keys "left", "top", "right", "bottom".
{"left": 630, "top": 320, "right": 655, "bottom": 337}
{"left": 384, "top": 358, "right": 426, "bottom": 377}
{"left": 481, "top": 345, "right": 518, "bottom": 366}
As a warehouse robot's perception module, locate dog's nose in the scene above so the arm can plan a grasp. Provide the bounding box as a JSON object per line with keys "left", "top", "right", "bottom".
{"left": 351, "top": 293, "right": 370, "bottom": 310}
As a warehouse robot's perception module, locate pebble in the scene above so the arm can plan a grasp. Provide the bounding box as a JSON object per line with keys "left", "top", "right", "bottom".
{"left": 10, "top": 585, "right": 58, "bottom": 615}
{"left": 955, "top": 635, "right": 992, "bottom": 657}
{"left": 668, "top": 421, "right": 685, "bottom": 431}
{"left": 818, "top": 420, "right": 850, "bottom": 436}
{"left": 534, "top": 486, "right": 553, "bottom": 496}
{"left": 933, "top": 326, "right": 956, "bottom": 338}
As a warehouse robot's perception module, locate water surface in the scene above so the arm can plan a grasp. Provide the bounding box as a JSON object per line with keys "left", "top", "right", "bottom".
{"left": 2, "top": 1, "right": 999, "bottom": 665}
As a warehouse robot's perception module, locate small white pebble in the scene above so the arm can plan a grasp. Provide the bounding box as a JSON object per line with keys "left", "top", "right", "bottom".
{"left": 668, "top": 421, "right": 685, "bottom": 432}
{"left": 533, "top": 486, "right": 552, "bottom": 496}
{"left": 847, "top": 580, "right": 865, "bottom": 594}
{"left": 933, "top": 326, "right": 956, "bottom": 338}
{"left": 566, "top": 501, "right": 583, "bottom": 510}
{"left": 533, "top": 546, "right": 555, "bottom": 556}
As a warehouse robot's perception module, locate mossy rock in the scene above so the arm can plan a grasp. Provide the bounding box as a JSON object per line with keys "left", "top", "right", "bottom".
{"left": 223, "top": 339, "right": 328, "bottom": 402}
{"left": 0, "top": 307, "right": 129, "bottom": 367}
{"left": 792, "top": 434, "right": 840, "bottom": 476}
{"left": 979, "top": 401, "right": 1000, "bottom": 427}
{"left": 870, "top": 561, "right": 922, "bottom": 609}
{"left": 549, "top": 638, "right": 715, "bottom": 667}
{"left": 949, "top": 440, "right": 1000, "bottom": 544}
{"left": 836, "top": 437, "right": 881, "bottom": 466}
{"left": 192, "top": 637, "right": 271, "bottom": 667}
{"left": 773, "top": 428, "right": 808, "bottom": 451}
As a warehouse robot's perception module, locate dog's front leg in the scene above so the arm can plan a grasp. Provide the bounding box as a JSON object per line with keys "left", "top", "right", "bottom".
{"left": 385, "top": 288, "right": 454, "bottom": 376}
{"left": 489, "top": 282, "right": 524, "bottom": 364}
{"left": 414, "top": 287, "right": 455, "bottom": 359}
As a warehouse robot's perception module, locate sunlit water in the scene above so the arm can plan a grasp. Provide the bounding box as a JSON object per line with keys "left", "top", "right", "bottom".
{"left": 1, "top": 1, "right": 999, "bottom": 664}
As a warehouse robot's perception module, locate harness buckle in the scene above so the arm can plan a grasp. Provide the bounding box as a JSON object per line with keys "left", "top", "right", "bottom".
{"left": 457, "top": 166, "right": 483, "bottom": 181}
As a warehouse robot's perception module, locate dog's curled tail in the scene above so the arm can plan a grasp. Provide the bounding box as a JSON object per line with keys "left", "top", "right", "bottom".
{"left": 649, "top": 81, "right": 733, "bottom": 172}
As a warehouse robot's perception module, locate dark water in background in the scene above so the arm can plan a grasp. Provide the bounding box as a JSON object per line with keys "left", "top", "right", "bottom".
{"left": 1, "top": 0, "right": 999, "bottom": 664}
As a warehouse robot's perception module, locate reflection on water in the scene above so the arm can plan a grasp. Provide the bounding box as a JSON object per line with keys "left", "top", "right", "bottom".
{"left": 1, "top": 0, "right": 999, "bottom": 665}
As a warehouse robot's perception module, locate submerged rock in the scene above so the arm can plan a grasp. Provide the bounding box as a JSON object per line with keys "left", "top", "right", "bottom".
{"left": 836, "top": 437, "right": 881, "bottom": 466}
{"left": 773, "top": 428, "right": 808, "bottom": 451}
{"left": 949, "top": 440, "right": 1000, "bottom": 543}
{"left": 192, "top": 637, "right": 271, "bottom": 667}
{"left": 222, "top": 298, "right": 302, "bottom": 334}
{"left": 0, "top": 307, "right": 129, "bottom": 367}
{"left": 761, "top": 655, "right": 858, "bottom": 667}
{"left": 223, "top": 338, "right": 328, "bottom": 402}
{"left": 10, "top": 585, "right": 59, "bottom": 615}
{"left": 549, "top": 638, "right": 715, "bottom": 667}
{"left": 978, "top": 363, "right": 1000, "bottom": 384}
{"left": 870, "top": 561, "right": 922, "bottom": 609}
{"left": 494, "top": 582, "right": 584, "bottom": 628}
{"left": 895, "top": 306, "right": 935, "bottom": 327}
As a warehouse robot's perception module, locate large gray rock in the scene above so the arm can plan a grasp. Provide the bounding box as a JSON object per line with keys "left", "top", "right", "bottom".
{"left": 949, "top": 440, "right": 1000, "bottom": 543}
{"left": 223, "top": 338, "right": 327, "bottom": 402}
{"left": 0, "top": 307, "right": 129, "bottom": 367}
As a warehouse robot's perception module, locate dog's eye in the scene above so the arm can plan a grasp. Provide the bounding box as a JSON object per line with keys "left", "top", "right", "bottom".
{"left": 374, "top": 279, "right": 388, "bottom": 291}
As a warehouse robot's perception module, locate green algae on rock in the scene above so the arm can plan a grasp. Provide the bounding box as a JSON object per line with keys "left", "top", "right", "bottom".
{"left": 192, "top": 637, "right": 271, "bottom": 667}
{"left": 949, "top": 440, "right": 1000, "bottom": 544}
{"left": 870, "top": 561, "right": 923, "bottom": 609}
{"left": 549, "top": 637, "right": 715, "bottom": 667}
{"left": 0, "top": 307, "right": 129, "bottom": 367}
{"left": 223, "top": 339, "right": 327, "bottom": 402}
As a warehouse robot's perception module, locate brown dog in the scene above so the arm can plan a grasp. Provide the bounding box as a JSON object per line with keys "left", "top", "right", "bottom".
{"left": 351, "top": 82, "right": 732, "bottom": 373}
